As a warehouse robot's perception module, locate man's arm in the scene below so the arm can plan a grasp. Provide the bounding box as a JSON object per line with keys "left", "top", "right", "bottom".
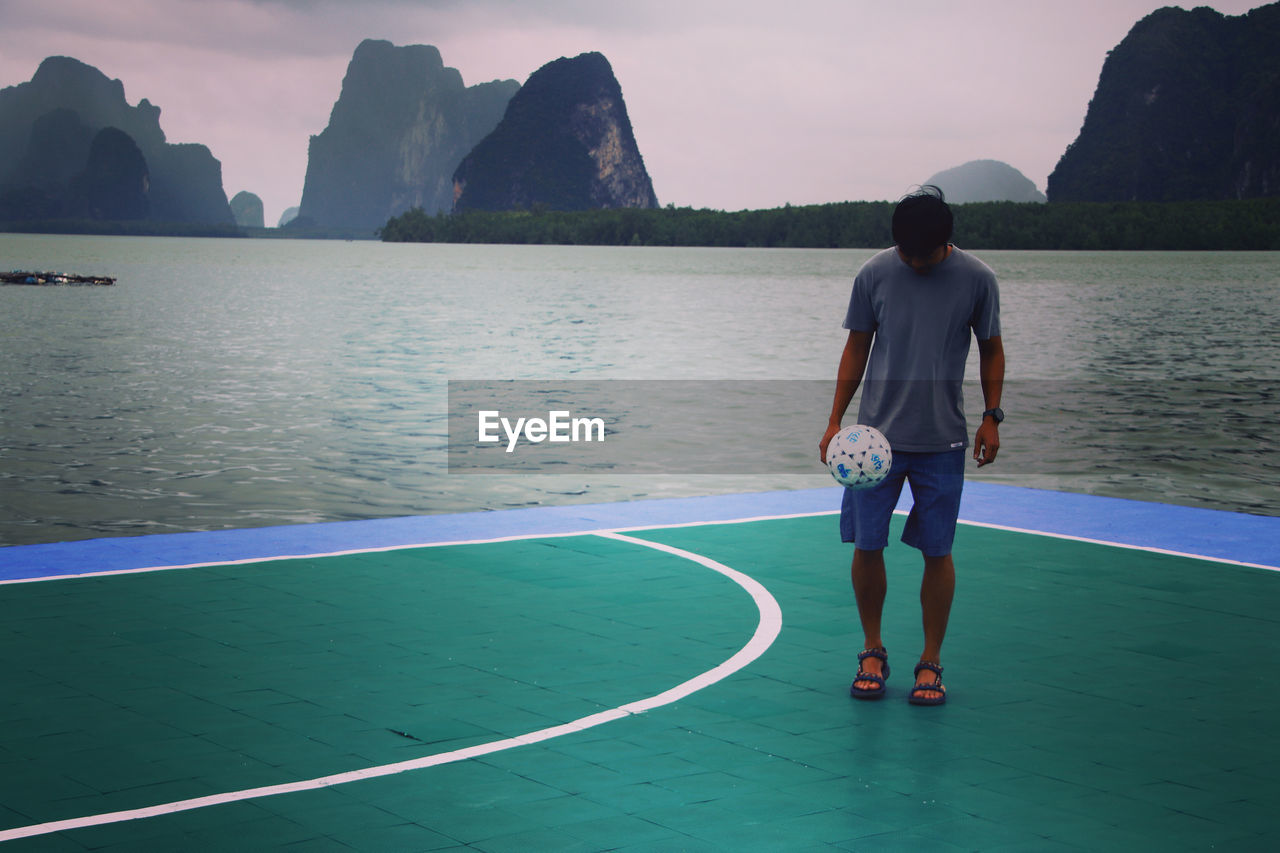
{"left": 974, "top": 335, "right": 1005, "bottom": 467}
{"left": 819, "top": 330, "right": 874, "bottom": 462}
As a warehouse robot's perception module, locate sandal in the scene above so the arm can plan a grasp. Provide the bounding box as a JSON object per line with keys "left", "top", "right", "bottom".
{"left": 850, "top": 647, "right": 889, "bottom": 700}
{"left": 908, "top": 661, "right": 947, "bottom": 706}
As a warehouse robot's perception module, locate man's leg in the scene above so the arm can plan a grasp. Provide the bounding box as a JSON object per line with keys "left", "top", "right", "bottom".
{"left": 851, "top": 547, "right": 887, "bottom": 691}
{"left": 915, "top": 553, "right": 955, "bottom": 700}
{"left": 898, "top": 450, "right": 963, "bottom": 702}
{"left": 842, "top": 458, "right": 906, "bottom": 694}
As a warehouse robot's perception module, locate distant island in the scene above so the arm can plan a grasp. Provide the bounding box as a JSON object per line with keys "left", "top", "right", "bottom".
{"left": 923, "top": 160, "right": 1046, "bottom": 204}
{"left": 380, "top": 1, "right": 1279, "bottom": 250}
{"left": 2, "top": 1, "right": 1276, "bottom": 242}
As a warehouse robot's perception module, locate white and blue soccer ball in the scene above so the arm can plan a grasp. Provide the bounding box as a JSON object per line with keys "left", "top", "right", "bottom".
{"left": 826, "top": 424, "right": 892, "bottom": 490}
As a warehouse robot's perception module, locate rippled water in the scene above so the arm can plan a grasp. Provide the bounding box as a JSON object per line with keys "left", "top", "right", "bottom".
{"left": 1, "top": 234, "right": 1276, "bottom": 545}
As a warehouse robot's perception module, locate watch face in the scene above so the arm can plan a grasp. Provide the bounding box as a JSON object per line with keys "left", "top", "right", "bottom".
{"left": 986, "top": 408, "right": 1004, "bottom": 423}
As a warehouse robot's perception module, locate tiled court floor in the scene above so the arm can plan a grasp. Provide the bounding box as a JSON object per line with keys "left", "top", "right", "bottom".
{"left": 0, "top": 512, "right": 1276, "bottom": 850}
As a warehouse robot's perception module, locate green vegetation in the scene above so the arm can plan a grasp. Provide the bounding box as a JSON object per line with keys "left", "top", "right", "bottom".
{"left": 380, "top": 198, "right": 1280, "bottom": 250}
{"left": 10, "top": 198, "right": 1275, "bottom": 248}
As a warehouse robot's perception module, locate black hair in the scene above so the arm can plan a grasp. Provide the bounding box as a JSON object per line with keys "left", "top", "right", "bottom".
{"left": 891, "top": 185, "right": 953, "bottom": 256}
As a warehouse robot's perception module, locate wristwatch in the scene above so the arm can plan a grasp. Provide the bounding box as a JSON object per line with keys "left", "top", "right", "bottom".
{"left": 982, "top": 407, "right": 1004, "bottom": 424}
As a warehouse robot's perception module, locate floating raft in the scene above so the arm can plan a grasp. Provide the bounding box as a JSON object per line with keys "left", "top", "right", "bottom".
{"left": 2, "top": 270, "right": 115, "bottom": 286}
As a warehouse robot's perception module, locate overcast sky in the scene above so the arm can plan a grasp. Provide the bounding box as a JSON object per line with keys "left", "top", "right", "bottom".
{"left": 0, "top": 0, "right": 1265, "bottom": 224}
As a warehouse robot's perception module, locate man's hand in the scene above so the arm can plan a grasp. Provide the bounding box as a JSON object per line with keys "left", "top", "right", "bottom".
{"left": 821, "top": 331, "right": 874, "bottom": 464}
{"left": 973, "top": 420, "right": 1000, "bottom": 467}
{"left": 975, "top": 335, "right": 1004, "bottom": 468}
{"left": 819, "top": 423, "right": 842, "bottom": 464}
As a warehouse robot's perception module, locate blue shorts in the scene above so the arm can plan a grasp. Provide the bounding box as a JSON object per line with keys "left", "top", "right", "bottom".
{"left": 840, "top": 449, "right": 966, "bottom": 557}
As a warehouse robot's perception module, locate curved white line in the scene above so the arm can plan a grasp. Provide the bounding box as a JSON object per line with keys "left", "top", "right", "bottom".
{"left": 0, "top": 531, "right": 783, "bottom": 843}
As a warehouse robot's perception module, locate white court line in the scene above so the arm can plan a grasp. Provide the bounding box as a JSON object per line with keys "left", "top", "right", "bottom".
{"left": 952, "top": 517, "right": 1280, "bottom": 573}
{"left": 0, "top": 510, "right": 828, "bottom": 586}
{"left": 5, "top": 505, "right": 1274, "bottom": 588}
{"left": 0, "top": 530, "right": 783, "bottom": 843}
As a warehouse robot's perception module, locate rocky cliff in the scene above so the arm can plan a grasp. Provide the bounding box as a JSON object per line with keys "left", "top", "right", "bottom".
{"left": 230, "top": 191, "right": 264, "bottom": 228}
{"left": 452, "top": 52, "right": 658, "bottom": 212}
{"left": 924, "top": 160, "right": 1046, "bottom": 204}
{"left": 71, "top": 127, "right": 150, "bottom": 220}
{"left": 0, "top": 56, "right": 232, "bottom": 223}
{"left": 299, "top": 40, "right": 519, "bottom": 231}
{"left": 1048, "top": 3, "right": 1280, "bottom": 202}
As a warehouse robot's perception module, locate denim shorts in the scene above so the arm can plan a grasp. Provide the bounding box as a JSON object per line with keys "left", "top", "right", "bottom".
{"left": 839, "top": 448, "right": 966, "bottom": 557}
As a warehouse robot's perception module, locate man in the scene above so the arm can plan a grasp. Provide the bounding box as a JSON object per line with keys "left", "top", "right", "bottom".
{"left": 818, "top": 186, "right": 1004, "bottom": 706}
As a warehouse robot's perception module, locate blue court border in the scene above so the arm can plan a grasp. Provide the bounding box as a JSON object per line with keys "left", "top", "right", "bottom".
{"left": 1, "top": 482, "right": 1277, "bottom": 581}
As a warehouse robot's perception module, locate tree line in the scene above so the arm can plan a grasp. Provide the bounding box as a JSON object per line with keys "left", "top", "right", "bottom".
{"left": 379, "top": 198, "right": 1280, "bottom": 250}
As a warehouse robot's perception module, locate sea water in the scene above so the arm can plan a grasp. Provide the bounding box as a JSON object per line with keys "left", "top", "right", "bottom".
{"left": 1, "top": 234, "right": 1276, "bottom": 545}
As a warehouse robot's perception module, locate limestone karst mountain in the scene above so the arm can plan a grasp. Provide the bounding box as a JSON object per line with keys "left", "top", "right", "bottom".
{"left": 298, "top": 39, "right": 519, "bottom": 231}
{"left": 1048, "top": 2, "right": 1280, "bottom": 202}
{"left": 452, "top": 52, "right": 658, "bottom": 212}
{"left": 230, "top": 191, "right": 264, "bottom": 229}
{"left": 0, "top": 56, "right": 232, "bottom": 224}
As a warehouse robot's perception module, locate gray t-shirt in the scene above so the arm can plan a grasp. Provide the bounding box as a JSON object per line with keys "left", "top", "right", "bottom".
{"left": 843, "top": 246, "right": 1001, "bottom": 452}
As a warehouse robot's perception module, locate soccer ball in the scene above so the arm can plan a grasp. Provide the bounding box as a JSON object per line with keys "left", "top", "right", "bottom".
{"left": 826, "top": 424, "right": 892, "bottom": 490}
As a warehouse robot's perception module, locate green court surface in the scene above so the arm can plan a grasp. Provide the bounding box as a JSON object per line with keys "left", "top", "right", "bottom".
{"left": 1, "top": 514, "right": 1276, "bottom": 851}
